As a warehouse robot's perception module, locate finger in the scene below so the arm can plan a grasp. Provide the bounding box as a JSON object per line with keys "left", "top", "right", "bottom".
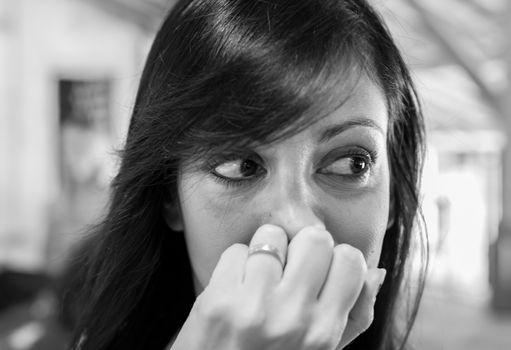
{"left": 336, "top": 269, "right": 385, "bottom": 348}
{"left": 318, "top": 244, "right": 367, "bottom": 317}
{"left": 338, "top": 268, "right": 386, "bottom": 348}
{"left": 209, "top": 243, "right": 248, "bottom": 288}
{"left": 280, "top": 226, "right": 334, "bottom": 300}
{"left": 244, "top": 224, "right": 288, "bottom": 290}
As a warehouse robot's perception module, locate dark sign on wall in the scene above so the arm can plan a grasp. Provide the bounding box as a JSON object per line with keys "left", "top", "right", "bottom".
{"left": 57, "top": 79, "right": 112, "bottom": 203}
{"left": 59, "top": 79, "right": 111, "bottom": 129}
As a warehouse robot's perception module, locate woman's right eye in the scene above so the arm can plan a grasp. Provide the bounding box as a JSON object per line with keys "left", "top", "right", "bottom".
{"left": 211, "top": 158, "right": 263, "bottom": 181}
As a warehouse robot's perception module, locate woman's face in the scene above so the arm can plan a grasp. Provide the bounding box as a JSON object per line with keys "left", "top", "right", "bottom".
{"left": 173, "top": 74, "right": 390, "bottom": 293}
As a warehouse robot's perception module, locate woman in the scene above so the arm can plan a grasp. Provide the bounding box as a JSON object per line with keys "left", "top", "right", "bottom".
{"left": 69, "top": 0, "right": 427, "bottom": 349}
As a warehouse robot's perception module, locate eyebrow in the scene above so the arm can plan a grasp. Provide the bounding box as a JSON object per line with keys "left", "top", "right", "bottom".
{"left": 318, "top": 118, "right": 384, "bottom": 144}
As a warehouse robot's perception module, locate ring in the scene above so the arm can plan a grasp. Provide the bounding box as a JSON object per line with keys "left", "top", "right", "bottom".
{"left": 247, "top": 243, "right": 285, "bottom": 268}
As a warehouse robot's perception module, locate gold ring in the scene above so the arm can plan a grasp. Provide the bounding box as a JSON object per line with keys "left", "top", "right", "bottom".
{"left": 247, "top": 243, "right": 285, "bottom": 268}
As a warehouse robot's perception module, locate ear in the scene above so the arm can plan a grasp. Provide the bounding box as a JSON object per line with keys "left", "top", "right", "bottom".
{"left": 162, "top": 199, "right": 184, "bottom": 232}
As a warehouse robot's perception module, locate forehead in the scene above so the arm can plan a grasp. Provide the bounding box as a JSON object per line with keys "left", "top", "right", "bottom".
{"left": 288, "top": 73, "right": 388, "bottom": 143}
{"left": 324, "top": 73, "right": 386, "bottom": 124}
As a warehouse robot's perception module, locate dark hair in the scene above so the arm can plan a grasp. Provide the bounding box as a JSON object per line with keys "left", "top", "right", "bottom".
{"left": 69, "top": 0, "right": 427, "bottom": 349}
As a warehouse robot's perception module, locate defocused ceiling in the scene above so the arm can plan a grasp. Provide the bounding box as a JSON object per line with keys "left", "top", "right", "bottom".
{"left": 88, "top": 0, "right": 509, "bottom": 123}
{"left": 88, "top": 0, "right": 176, "bottom": 31}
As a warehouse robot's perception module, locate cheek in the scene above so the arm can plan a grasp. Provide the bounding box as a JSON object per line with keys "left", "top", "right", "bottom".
{"left": 179, "top": 174, "right": 254, "bottom": 289}
{"left": 324, "top": 186, "right": 390, "bottom": 268}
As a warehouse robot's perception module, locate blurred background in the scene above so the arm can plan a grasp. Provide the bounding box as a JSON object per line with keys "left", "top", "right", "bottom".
{"left": 0, "top": 0, "right": 510, "bottom": 349}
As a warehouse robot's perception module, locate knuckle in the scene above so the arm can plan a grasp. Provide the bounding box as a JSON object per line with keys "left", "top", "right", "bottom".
{"left": 221, "top": 243, "right": 247, "bottom": 260}
{"left": 265, "top": 322, "right": 304, "bottom": 341}
{"left": 234, "top": 304, "right": 266, "bottom": 331}
{"left": 334, "top": 244, "right": 367, "bottom": 273}
{"left": 197, "top": 295, "right": 268, "bottom": 332}
{"left": 253, "top": 225, "right": 288, "bottom": 248}
{"left": 298, "top": 227, "right": 334, "bottom": 249}
{"left": 212, "top": 244, "right": 247, "bottom": 278}
{"left": 195, "top": 294, "right": 234, "bottom": 324}
{"left": 258, "top": 224, "right": 287, "bottom": 237}
{"left": 350, "top": 308, "right": 374, "bottom": 333}
{"left": 304, "top": 330, "right": 335, "bottom": 350}
{"left": 288, "top": 306, "right": 313, "bottom": 326}
{"left": 361, "top": 308, "right": 375, "bottom": 329}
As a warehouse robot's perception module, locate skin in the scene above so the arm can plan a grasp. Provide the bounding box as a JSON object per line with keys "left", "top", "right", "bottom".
{"left": 167, "top": 74, "right": 390, "bottom": 349}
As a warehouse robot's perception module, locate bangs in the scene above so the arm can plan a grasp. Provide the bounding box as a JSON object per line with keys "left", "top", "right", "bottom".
{"left": 178, "top": 56, "right": 366, "bottom": 159}
{"left": 157, "top": 0, "right": 376, "bottom": 162}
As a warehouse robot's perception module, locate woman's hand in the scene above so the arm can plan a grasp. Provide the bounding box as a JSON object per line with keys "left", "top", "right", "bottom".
{"left": 171, "top": 224, "right": 386, "bottom": 350}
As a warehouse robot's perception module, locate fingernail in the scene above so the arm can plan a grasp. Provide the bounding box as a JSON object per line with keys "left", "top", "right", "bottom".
{"left": 376, "top": 268, "right": 387, "bottom": 293}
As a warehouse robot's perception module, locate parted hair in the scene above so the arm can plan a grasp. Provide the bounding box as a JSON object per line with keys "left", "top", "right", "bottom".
{"left": 68, "top": 1, "right": 427, "bottom": 349}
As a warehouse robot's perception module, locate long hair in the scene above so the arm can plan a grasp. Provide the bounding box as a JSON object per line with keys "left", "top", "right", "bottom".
{"left": 69, "top": 1, "right": 427, "bottom": 349}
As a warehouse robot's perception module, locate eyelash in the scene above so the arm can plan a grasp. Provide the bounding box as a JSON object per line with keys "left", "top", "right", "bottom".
{"left": 206, "top": 147, "right": 377, "bottom": 188}
{"left": 206, "top": 154, "right": 265, "bottom": 188}
{"left": 321, "top": 148, "right": 377, "bottom": 180}
{"left": 212, "top": 174, "right": 259, "bottom": 188}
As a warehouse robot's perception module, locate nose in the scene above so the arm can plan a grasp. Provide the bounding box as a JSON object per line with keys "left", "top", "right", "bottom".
{"left": 264, "top": 173, "right": 325, "bottom": 239}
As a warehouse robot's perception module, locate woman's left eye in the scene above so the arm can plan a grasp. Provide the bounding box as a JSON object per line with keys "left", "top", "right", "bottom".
{"left": 319, "top": 155, "right": 371, "bottom": 177}
{"left": 211, "top": 158, "right": 263, "bottom": 181}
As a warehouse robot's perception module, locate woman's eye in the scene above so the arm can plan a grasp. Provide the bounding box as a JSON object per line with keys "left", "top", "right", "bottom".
{"left": 320, "top": 155, "right": 370, "bottom": 176}
{"left": 212, "top": 159, "right": 261, "bottom": 180}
